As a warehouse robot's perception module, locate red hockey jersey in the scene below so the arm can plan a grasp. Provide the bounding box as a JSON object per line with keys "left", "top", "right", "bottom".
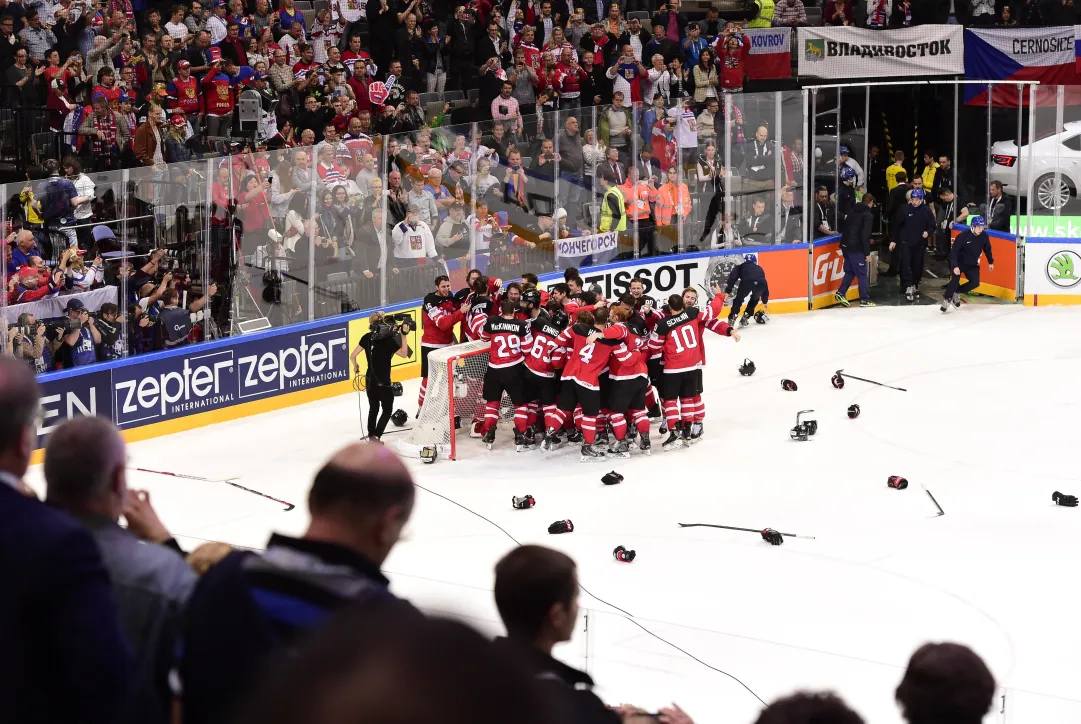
{"left": 422, "top": 291, "right": 464, "bottom": 348}
{"left": 647, "top": 295, "right": 728, "bottom": 374}
{"left": 465, "top": 295, "right": 493, "bottom": 341}
{"left": 556, "top": 323, "right": 633, "bottom": 390}
{"left": 481, "top": 316, "right": 532, "bottom": 369}
{"left": 603, "top": 318, "right": 648, "bottom": 381}
{"left": 525, "top": 314, "right": 567, "bottom": 378}
{"left": 202, "top": 68, "right": 236, "bottom": 115}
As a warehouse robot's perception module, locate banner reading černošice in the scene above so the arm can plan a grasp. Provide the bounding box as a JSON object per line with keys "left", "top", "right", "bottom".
{"left": 797, "top": 25, "right": 964, "bottom": 79}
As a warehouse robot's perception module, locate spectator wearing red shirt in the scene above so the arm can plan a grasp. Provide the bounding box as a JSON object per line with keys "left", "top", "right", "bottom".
{"left": 166, "top": 60, "right": 202, "bottom": 118}
{"left": 715, "top": 33, "right": 749, "bottom": 91}
{"left": 202, "top": 60, "right": 239, "bottom": 137}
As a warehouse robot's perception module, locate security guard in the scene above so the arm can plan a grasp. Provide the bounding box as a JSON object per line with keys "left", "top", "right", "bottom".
{"left": 597, "top": 168, "right": 627, "bottom": 258}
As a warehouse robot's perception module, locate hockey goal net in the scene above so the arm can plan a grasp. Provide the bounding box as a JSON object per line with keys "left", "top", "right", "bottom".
{"left": 397, "top": 340, "right": 514, "bottom": 461}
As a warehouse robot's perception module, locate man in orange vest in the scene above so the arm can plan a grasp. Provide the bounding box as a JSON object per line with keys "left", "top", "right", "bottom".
{"left": 654, "top": 165, "right": 692, "bottom": 253}
{"left": 621, "top": 166, "right": 658, "bottom": 257}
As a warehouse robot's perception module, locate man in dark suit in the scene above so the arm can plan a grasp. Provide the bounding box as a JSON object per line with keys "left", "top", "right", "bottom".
{"left": 985, "top": 180, "right": 1013, "bottom": 232}
{"left": 446, "top": 5, "right": 476, "bottom": 91}
{"left": 0, "top": 356, "right": 132, "bottom": 724}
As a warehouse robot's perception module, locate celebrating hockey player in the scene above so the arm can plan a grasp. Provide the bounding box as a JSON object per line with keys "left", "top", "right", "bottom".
{"left": 724, "top": 253, "right": 770, "bottom": 327}
{"left": 479, "top": 300, "right": 535, "bottom": 451}
{"left": 420, "top": 275, "right": 466, "bottom": 410}
{"left": 648, "top": 283, "right": 738, "bottom": 449}
{"left": 551, "top": 309, "right": 639, "bottom": 460}
{"left": 524, "top": 294, "right": 570, "bottom": 448}
{"left": 604, "top": 305, "right": 653, "bottom": 456}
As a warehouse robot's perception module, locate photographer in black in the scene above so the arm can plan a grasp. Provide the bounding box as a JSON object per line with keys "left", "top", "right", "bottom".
{"left": 94, "top": 303, "right": 125, "bottom": 362}
{"left": 350, "top": 311, "right": 413, "bottom": 442}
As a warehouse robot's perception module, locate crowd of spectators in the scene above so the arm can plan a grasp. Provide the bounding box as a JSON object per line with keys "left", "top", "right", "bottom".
{"left": 0, "top": 353, "right": 1003, "bottom": 724}
{"left": 0, "top": 0, "right": 1035, "bottom": 373}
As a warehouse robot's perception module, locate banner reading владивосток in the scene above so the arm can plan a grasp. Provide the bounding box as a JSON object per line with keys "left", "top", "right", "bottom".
{"left": 798, "top": 25, "right": 964, "bottom": 79}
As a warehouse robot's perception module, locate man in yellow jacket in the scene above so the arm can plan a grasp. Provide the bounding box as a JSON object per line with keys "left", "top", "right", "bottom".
{"left": 747, "top": 0, "right": 775, "bottom": 27}
{"left": 920, "top": 152, "right": 938, "bottom": 191}
{"left": 886, "top": 150, "right": 906, "bottom": 192}
{"left": 598, "top": 168, "right": 627, "bottom": 257}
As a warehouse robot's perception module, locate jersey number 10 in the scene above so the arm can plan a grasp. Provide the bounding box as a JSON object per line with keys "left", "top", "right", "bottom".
{"left": 670, "top": 325, "right": 698, "bottom": 354}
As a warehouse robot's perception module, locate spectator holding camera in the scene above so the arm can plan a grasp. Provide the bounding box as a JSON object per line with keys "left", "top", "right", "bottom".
{"left": 351, "top": 311, "right": 412, "bottom": 441}
{"left": 159, "top": 282, "right": 217, "bottom": 350}
{"left": 58, "top": 298, "right": 101, "bottom": 368}
{"left": 6, "top": 313, "right": 51, "bottom": 373}
{"left": 95, "top": 303, "right": 126, "bottom": 361}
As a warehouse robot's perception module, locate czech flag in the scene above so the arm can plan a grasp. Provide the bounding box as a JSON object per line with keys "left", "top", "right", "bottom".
{"left": 964, "top": 27, "right": 1081, "bottom": 107}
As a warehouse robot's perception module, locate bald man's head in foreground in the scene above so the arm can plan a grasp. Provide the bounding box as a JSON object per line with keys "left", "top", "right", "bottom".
{"left": 306, "top": 443, "right": 415, "bottom": 566}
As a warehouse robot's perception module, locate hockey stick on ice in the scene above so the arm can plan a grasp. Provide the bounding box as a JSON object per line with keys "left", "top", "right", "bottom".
{"left": 134, "top": 467, "right": 296, "bottom": 511}
{"left": 836, "top": 369, "right": 907, "bottom": 392}
{"left": 678, "top": 522, "right": 815, "bottom": 540}
{"left": 922, "top": 485, "right": 945, "bottom": 518}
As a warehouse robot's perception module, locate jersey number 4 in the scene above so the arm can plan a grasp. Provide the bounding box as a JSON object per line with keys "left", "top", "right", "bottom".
{"left": 578, "top": 342, "right": 596, "bottom": 364}
{"left": 670, "top": 325, "right": 698, "bottom": 354}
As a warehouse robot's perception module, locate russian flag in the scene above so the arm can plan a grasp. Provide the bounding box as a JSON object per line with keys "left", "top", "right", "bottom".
{"left": 744, "top": 27, "right": 792, "bottom": 81}
{"left": 964, "top": 27, "right": 1081, "bottom": 107}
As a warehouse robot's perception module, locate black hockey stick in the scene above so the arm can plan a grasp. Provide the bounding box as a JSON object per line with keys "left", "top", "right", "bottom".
{"left": 679, "top": 522, "right": 815, "bottom": 540}
{"left": 836, "top": 369, "right": 907, "bottom": 392}
{"left": 135, "top": 467, "right": 296, "bottom": 511}
{"left": 922, "top": 486, "right": 945, "bottom": 518}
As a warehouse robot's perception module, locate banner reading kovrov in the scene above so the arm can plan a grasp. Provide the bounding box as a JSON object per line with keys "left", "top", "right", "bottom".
{"left": 798, "top": 25, "right": 964, "bottom": 79}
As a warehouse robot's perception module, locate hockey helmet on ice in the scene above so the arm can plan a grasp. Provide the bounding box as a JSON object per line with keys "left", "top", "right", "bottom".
{"left": 391, "top": 409, "right": 408, "bottom": 427}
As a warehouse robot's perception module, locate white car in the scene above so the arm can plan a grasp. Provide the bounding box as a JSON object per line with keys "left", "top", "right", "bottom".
{"left": 988, "top": 121, "right": 1081, "bottom": 211}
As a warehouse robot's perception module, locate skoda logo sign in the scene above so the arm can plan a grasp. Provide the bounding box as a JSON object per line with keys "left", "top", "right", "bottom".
{"left": 1046, "top": 250, "right": 1081, "bottom": 288}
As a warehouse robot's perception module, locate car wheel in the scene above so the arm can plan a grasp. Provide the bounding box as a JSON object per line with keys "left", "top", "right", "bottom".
{"left": 1034, "top": 174, "right": 1073, "bottom": 211}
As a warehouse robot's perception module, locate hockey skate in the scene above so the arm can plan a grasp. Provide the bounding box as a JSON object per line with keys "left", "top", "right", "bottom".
{"left": 647, "top": 404, "right": 662, "bottom": 420}
{"left": 595, "top": 429, "right": 610, "bottom": 447}
{"left": 905, "top": 285, "right": 915, "bottom": 302}
{"left": 541, "top": 428, "right": 564, "bottom": 451}
{"left": 681, "top": 422, "right": 693, "bottom": 441}
{"left": 469, "top": 420, "right": 484, "bottom": 438}
{"left": 626, "top": 426, "right": 638, "bottom": 443}
{"left": 609, "top": 439, "right": 632, "bottom": 459}
{"left": 483, "top": 428, "right": 496, "bottom": 450}
{"left": 659, "top": 420, "right": 668, "bottom": 435}
{"left": 638, "top": 431, "right": 652, "bottom": 454}
{"left": 580, "top": 443, "right": 606, "bottom": 461}
{"left": 727, "top": 313, "right": 738, "bottom": 326}
{"left": 834, "top": 292, "right": 850, "bottom": 307}
{"left": 515, "top": 430, "right": 536, "bottom": 452}
{"left": 953, "top": 292, "right": 961, "bottom": 306}
{"left": 739, "top": 313, "right": 751, "bottom": 327}
{"left": 566, "top": 428, "right": 583, "bottom": 444}
{"left": 661, "top": 430, "right": 684, "bottom": 451}
{"left": 688, "top": 422, "right": 703, "bottom": 443}
{"left": 940, "top": 297, "right": 953, "bottom": 313}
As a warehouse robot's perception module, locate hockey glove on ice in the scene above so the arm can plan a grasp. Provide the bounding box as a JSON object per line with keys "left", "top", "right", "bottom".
{"left": 761, "top": 528, "right": 784, "bottom": 546}
{"left": 512, "top": 495, "right": 536, "bottom": 510}
{"left": 887, "top": 476, "right": 909, "bottom": 490}
{"left": 548, "top": 519, "right": 574, "bottom": 534}
{"left": 1053, "top": 491, "right": 1078, "bottom": 507}
{"left": 613, "top": 545, "right": 636, "bottom": 562}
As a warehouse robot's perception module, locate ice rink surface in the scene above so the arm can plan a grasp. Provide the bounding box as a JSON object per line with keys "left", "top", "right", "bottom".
{"left": 25, "top": 303, "right": 1081, "bottom": 724}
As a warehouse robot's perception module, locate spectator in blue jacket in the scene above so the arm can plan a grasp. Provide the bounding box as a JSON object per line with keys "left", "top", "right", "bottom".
{"left": 0, "top": 355, "right": 132, "bottom": 724}
{"left": 941, "top": 216, "right": 994, "bottom": 313}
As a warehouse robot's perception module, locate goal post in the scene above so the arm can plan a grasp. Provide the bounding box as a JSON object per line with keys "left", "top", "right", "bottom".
{"left": 397, "top": 340, "right": 514, "bottom": 461}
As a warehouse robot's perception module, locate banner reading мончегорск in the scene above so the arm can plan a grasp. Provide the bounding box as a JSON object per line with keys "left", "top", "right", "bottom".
{"left": 798, "top": 25, "right": 964, "bottom": 79}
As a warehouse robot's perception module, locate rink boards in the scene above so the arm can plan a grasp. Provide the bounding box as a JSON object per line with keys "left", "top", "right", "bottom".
{"left": 28, "top": 234, "right": 1024, "bottom": 457}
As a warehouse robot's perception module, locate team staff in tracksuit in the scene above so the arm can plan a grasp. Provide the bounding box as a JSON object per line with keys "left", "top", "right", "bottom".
{"left": 724, "top": 253, "right": 770, "bottom": 326}
{"left": 889, "top": 188, "right": 936, "bottom": 302}
{"left": 941, "top": 216, "right": 994, "bottom": 313}
{"left": 834, "top": 193, "right": 876, "bottom": 308}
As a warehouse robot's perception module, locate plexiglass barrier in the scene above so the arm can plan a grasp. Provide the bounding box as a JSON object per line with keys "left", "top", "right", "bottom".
{"left": 9, "top": 82, "right": 1067, "bottom": 374}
